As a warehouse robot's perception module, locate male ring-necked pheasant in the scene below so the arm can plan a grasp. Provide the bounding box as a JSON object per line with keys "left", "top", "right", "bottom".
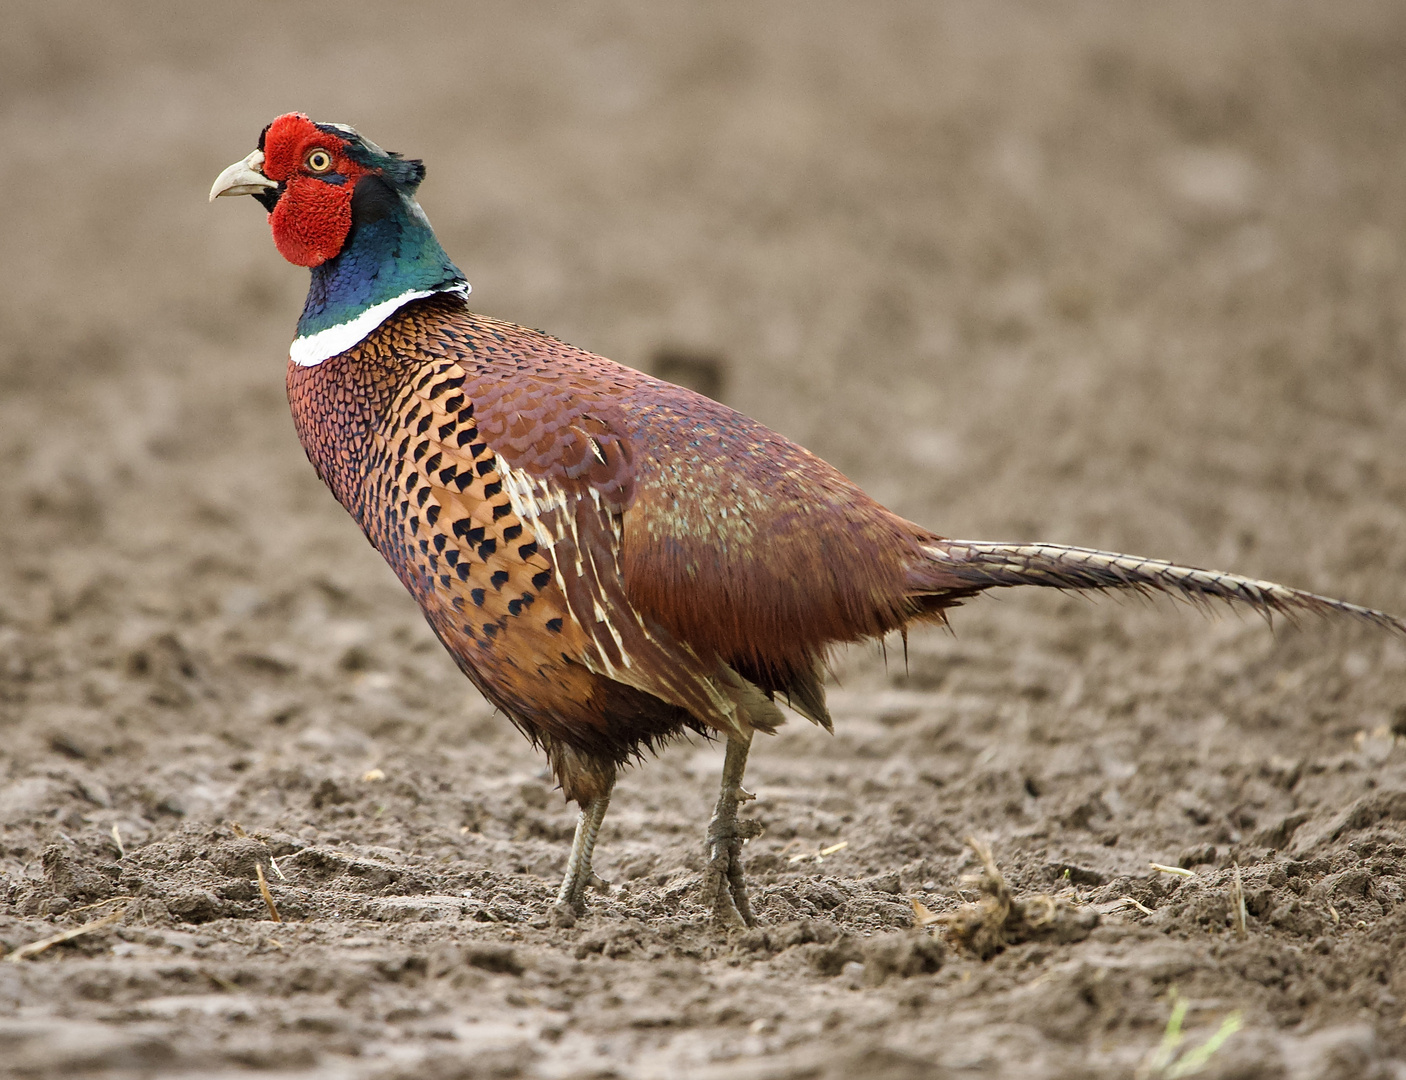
{"left": 212, "top": 114, "right": 1406, "bottom": 927}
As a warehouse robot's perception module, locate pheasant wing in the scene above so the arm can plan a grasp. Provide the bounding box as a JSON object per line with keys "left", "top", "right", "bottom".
{"left": 390, "top": 353, "right": 784, "bottom": 739}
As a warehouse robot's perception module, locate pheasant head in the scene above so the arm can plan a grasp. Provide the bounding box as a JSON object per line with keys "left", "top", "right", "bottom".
{"left": 211, "top": 113, "right": 466, "bottom": 365}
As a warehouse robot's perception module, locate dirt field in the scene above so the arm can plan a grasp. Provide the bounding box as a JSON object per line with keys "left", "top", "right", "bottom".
{"left": 4, "top": 2, "right": 1406, "bottom": 1076}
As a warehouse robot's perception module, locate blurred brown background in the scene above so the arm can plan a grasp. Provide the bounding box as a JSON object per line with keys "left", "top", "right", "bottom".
{"left": 3, "top": 2, "right": 1406, "bottom": 1076}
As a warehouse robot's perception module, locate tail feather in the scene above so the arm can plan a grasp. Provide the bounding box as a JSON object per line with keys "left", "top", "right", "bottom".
{"left": 917, "top": 540, "right": 1406, "bottom": 637}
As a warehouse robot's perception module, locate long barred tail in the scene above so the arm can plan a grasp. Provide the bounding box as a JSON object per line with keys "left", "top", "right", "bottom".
{"left": 918, "top": 540, "right": 1406, "bottom": 637}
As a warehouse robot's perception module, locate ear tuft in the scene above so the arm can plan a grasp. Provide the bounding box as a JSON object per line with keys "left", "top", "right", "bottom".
{"left": 386, "top": 157, "right": 426, "bottom": 192}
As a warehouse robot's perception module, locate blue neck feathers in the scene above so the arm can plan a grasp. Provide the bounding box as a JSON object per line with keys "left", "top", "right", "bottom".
{"left": 296, "top": 178, "right": 465, "bottom": 341}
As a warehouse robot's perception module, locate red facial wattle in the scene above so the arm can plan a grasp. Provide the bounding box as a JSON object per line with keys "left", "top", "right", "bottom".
{"left": 259, "top": 113, "right": 371, "bottom": 268}
{"left": 268, "top": 178, "right": 353, "bottom": 267}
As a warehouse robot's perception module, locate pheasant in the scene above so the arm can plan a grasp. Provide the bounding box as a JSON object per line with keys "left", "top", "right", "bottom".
{"left": 212, "top": 114, "right": 1406, "bottom": 927}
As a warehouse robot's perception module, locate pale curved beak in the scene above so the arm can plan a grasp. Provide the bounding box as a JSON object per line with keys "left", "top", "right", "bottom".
{"left": 209, "top": 149, "right": 279, "bottom": 203}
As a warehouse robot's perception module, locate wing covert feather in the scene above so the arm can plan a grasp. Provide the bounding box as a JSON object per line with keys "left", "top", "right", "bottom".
{"left": 390, "top": 354, "right": 784, "bottom": 738}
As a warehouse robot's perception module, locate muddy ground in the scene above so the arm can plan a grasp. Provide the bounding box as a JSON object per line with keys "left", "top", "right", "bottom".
{"left": 4, "top": 2, "right": 1406, "bottom": 1077}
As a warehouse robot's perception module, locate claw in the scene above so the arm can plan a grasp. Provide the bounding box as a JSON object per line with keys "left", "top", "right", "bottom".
{"left": 737, "top": 819, "right": 763, "bottom": 841}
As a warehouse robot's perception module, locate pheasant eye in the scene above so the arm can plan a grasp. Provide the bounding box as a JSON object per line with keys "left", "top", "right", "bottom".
{"left": 305, "top": 149, "right": 333, "bottom": 173}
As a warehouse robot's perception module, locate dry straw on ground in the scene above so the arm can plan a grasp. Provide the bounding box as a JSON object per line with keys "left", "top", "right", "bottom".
{"left": 932, "top": 839, "right": 1098, "bottom": 959}
{"left": 3, "top": 905, "right": 127, "bottom": 963}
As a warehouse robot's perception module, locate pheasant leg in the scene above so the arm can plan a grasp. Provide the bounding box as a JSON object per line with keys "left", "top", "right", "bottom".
{"left": 552, "top": 790, "right": 611, "bottom": 925}
{"left": 702, "top": 733, "right": 762, "bottom": 927}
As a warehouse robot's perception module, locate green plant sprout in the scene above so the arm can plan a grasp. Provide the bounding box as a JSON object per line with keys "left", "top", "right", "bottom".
{"left": 1137, "top": 987, "right": 1243, "bottom": 1079}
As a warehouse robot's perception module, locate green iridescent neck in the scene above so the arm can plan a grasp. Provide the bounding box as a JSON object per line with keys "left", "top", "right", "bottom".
{"left": 296, "top": 187, "right": 465, "bottom": 342}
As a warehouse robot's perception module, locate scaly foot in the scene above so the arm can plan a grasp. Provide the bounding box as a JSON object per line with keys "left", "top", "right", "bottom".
{"left": 552, "top": 792, "right": 611, "bottom": 926}
{"left": 702, "top": 790, "right": 762, "bottom": 926}
{"left": 701, "top": 735, "right": 761, "bottom": 927}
